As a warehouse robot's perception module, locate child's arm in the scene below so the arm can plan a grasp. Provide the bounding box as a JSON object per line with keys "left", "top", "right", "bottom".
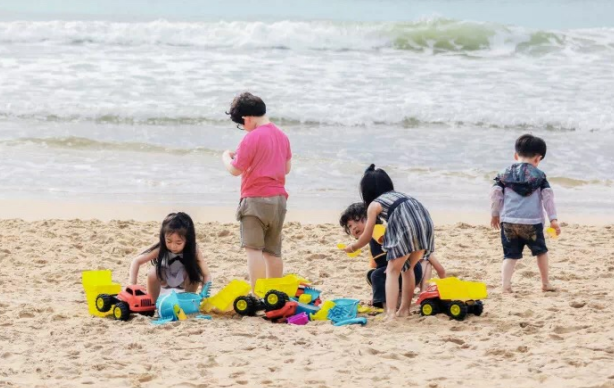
{"left": 129, "top": 248, "right": 159, "bottom": 285}
{"left": 196, "top": 248, "right": 212, "bottom": 284}
{"left": 345, "top": 202, "right": 382, "bottom": 253}
{"left": 285, "top": 138, "right": 292, "bottom": 175}
{"left": 490, "top": 185, "right": 504, "bottom": 229}
{"left": 286, "top": 159, "right": 292, "bottom": 174}
{"left": 222, "top": 150, "right": 242, "bottom": 176}
{"left": 542, "top": 182, "right": 561, "bottom": 236}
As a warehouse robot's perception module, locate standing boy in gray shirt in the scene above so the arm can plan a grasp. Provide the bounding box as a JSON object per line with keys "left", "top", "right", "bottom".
{"left": 490, "top": 134, "right": 561, "bottom": 293}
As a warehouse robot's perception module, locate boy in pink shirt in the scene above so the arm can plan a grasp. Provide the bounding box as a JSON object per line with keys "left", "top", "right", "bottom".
{"left": 222, "top": 92, "right": 292, "bottom": 290}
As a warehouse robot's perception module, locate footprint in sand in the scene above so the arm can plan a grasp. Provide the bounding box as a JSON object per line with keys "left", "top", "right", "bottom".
{"left": 569, "top": 301, "right": 586, "bottom": 308}
{"left": 50, "top": 314, "right": 69, "bottom": 321}
{"left": 552, "top": 325, "right": 589, "bottom": 334}
{"left": 403, "top": 351, "right": 418, "bottom": 358}
{"left": 382, "top": 353, "right": 401, "bottom": 360}
{"left": 364, "top": 347, "right": 382, "bottom": 355}
{"left": 442, "top": 337, "right": 465, "bottom": 346}
{"left": 588, "top": 302, "right": 606, "bottom": 310}
{"left": 306, "top": 253, "right": 326, "bottom": 261}
{"left": 485, "top": 348, "right": 516, "bottom": 359}
{"left": 127, "top": 342, "right": 142, "bottom": 350}
{"left": 513, "top": 310, "right": 535, "bottom": 318}
{"left": 18, "top": 311, "right": 35, "bottom": 318}
{"left": 137, "top": 374, "right": 155, "bottom": 383}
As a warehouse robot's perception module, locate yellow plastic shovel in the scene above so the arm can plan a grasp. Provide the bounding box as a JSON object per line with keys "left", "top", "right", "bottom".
{"left": 337, "top": 243, "right": 362, "bottom": 258}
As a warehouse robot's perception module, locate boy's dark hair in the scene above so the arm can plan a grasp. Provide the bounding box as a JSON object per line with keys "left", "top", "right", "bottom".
{"left": 144, "top": 212, "right": 203, "bottom": 285}
{"left": 339, "top": 202, "right": 366, "bottom": 235}
{"left": 226, "top": 92, "right": 266, "bottom": 127}
{"left": 515, "top": 134, "right": 547, "bottom": 160}
{"left": 360, "top": 164, "right": 394, "bottom": 206}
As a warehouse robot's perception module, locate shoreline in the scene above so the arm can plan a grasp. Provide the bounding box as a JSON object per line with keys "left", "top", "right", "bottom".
{"left": 1, "top": 198, "right": 612, "bottom": 226}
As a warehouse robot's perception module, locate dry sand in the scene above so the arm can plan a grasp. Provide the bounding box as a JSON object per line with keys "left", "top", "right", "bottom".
{"left": 1, "top": 215, "right": 613, "bottom": 388}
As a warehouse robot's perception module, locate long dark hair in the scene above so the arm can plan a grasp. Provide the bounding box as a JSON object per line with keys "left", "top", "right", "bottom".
{"left": 360, "top": 164, "right": 394, "bottom": 206}
{"left": 144, "top": 212, "right": 203, "bottom": 285}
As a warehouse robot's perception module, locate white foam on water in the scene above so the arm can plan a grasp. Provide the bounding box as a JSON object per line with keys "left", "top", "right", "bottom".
{"left": 0, "top": 18, "right": 613, "bottom": 214}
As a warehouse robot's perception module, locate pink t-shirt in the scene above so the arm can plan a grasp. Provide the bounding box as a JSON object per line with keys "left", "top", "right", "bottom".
{"left": 231, "top": 123, "right": 291, "bottom": 199}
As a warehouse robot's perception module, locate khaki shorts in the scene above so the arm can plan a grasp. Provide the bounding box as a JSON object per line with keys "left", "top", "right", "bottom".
{"left": 236, "top": 196, "right": 287, "bottom": 257}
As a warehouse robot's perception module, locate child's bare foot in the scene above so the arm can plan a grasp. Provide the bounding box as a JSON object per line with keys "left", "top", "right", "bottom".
{"left": 542, "top": 284, "right": 557, "bottom": 292}
{"left": 502, "top": 287, "right": 514, "bottom": 294}
{"left": 384, "top": 312, "right": 397, "bottom": 322}
{"left": 396, "top": 309, "right": 411, "bottom": 318}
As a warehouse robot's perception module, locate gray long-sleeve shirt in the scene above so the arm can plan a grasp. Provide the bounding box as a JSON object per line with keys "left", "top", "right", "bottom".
{"left": 490, "top": 163, "right": 557, "bottom": 225}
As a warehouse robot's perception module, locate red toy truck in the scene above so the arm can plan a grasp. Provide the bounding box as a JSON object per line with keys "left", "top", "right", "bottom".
{"left": 95, "top": 285, "right": 156, "bottom": 321}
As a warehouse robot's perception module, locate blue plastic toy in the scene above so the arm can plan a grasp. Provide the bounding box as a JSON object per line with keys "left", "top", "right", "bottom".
{"left": 301, "top": 286, "right": 322, "bottom": 301}
{"left": 295, "top": 302, "right": 321, "bottom": 317}
{"left": 152, "top": 282, "right": 212, "bottom": 325}
{"left": 333, "top": 317, "right": 367, "bottom": 326}
{"left": 327, "top": 298, "right": 360, "bottom": 324}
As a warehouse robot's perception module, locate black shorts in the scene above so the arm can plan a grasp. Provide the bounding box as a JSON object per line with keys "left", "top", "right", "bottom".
{"left": 367, "top": 262, "right": 423, "bottom": 307}
{"left": 501, "top": 223, "right": 548, "bottom": 259}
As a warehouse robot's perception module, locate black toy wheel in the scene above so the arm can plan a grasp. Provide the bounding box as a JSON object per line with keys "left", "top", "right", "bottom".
{"left": 447, "top": 301, "right": 468, "bottom": 321}
{"left": 263, "top": 290, "right": 289, "bottom": 311}
{"left": 95, "top": 294, "right": 114, "bottom": 313}
{"left": 113, "top": 302, "right": 131, "bottom": 321}
{"left": 470, "top": 301, "right": 484, "bottom": 316}
{"left": 234, "top": 295, "right": 258, "bottom": 316}
{"left": 420, "top": 300, "right": 440, "bottom": 316}
{"left": 142, "top": 310, "right": 156, "bottom": 317}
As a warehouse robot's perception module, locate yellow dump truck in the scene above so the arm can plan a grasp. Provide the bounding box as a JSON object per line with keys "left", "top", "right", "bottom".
{"left": 416, "top": 277, "right": 488, "bottom": 321}
{"left": 234, "top": 274, "right": 313, "bottom": 316}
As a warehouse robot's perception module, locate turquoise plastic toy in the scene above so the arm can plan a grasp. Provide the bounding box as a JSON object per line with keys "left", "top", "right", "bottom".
{"left": 295, "top": 302, "right": 321, "bottom": 317}
{"left": 333, "top": 317, "right": 367, "bottom": 326}
{"left": 327, "top": 298, "right": 359, "bottom": 324}
{"left": 301, "top": 286, "right": 321, "bottom": 301}
{"left": 152, "top": 282, "right": 212, "bottom": 325}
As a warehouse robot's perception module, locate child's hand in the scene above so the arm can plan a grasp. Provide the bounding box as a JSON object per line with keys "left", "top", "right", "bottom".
{"left": 550, "top": 219, "right": 561, "bottom": 236}
{"left": 344, "top": 244, "right": 356, "bottom": 254}
{"left": 490, "top": 216, "right": 500, "bottom": 229}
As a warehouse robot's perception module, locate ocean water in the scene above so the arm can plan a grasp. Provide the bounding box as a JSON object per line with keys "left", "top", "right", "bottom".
{"left": 1, "top": 0, "right": 613, "bottom": 216}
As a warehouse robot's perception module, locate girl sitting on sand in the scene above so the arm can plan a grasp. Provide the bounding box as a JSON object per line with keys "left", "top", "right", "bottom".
{"left": 344, "top": 165, "right": 435, "bottom": 320}
{"left": 129, "top": 212, "right": 211, "bottom": 303}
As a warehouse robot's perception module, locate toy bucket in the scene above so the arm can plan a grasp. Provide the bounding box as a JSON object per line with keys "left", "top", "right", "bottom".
{"left": 176, "top": 292, "right": 201, "bottom": 315}
{"left": 328, "top": 298, "right": 359, "bottom": 322}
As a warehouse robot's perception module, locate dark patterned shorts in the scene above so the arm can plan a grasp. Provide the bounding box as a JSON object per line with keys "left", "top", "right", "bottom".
{"left": 501, "top": 223, "right": 548, "bottom": 259}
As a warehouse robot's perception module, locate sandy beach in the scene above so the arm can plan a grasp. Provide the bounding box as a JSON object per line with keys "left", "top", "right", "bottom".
{"left": 1, "top": 205, "right": 613, "bottom": 388}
